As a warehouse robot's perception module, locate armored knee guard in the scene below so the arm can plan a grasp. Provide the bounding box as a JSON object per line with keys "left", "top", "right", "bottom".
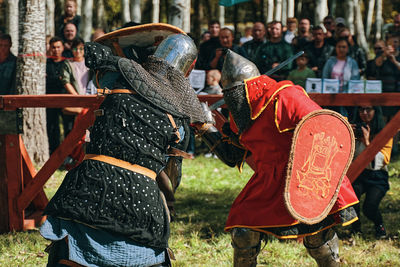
{"left": 304, "top": 228, "right": 340, "bottom": 267}
{"left": 231, "top": 228, "right": 262, "bottom": 267}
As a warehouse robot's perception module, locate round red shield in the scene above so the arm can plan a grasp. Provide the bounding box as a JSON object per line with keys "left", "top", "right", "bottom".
{"left": 284, "top": 110, "right": 355, "bottom": 224}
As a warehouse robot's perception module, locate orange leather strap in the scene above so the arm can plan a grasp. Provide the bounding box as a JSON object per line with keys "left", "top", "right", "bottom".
{"left": 97, "top": 88, "right": 136, "bottom": 95}
{"left": 166, "top": 113, "right": 181, "bottom": 143}
{"left": 84, "top": 154, "right": 156, "bottom": 179}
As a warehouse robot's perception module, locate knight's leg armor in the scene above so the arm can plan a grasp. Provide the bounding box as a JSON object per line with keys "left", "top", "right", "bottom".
{"left": 304, "top": 228, "right": 340, "bottom": 267}
{"left": 231, "top": 228, "right": 262, "bottom": 267}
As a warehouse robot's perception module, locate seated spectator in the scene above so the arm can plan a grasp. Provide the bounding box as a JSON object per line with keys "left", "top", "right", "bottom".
{"left": 351, "top": 106, "right": 392, "bottom": 239}
{"left": 203, "top": 69, "right": 222, "bottom": 95}
{"left": 0, "top": 34, "right": 16, "bottom": 95}
{"left": 304, "top": 26, "right": 334, "bottom": 77}
{"left": 195, "top": 20, "right": 221, "bottom": 70}
{"left": 239, "top": 26, "right": 253, "bottom": 45}
{"left": 57, "top": 0, "right": 80, "bottom": 38}
{"left": 322, "top": 38, "right": 360, "bottom": 92}
{"left": 337, "top": 27, "right": 367, "bottom": 76}
{"left": 241, "top": 21, "right": 266, "bottom": 62}
{"left": 46, "top": 37, "right": 67, "bottom": 154}
{"left": 62, "top": 22, "right": 78, "bottom": 59}
{"left": 254, "top": 21, "right": 294, "bottom": 80}
{"left": 287, "top": 52, "right": 316, "bottom": 88}
{"left": 283, "top": 17, "right": 298, "bottom": 44}
{"left": 209, "top": 27, "right": 246, "bottom": 71}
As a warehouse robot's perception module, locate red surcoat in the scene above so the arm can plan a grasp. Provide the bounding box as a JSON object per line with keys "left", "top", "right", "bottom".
{"left": 224, "top": 76, "right": 358, "bottom": 237}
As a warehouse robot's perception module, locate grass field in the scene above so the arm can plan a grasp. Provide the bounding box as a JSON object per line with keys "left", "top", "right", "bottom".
{"left": 0, "top": 155, "right": 399, "bottom": 266}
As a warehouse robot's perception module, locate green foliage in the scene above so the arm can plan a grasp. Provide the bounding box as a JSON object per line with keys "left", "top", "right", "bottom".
{"left": 0, "top": 156, "right": 399, "bottom": 266}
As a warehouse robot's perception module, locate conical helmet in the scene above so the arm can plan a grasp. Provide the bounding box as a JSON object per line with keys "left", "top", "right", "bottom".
{"left": 221, "top": 50, "right": 260, "bottom": 89}
{"left": 153, "top": 33, "right": 197, "bottom": 77}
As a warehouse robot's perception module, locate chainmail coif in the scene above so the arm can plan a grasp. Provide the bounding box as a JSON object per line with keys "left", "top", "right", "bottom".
{"left": 119, "top": 56, "right": 207, "bottom": 124}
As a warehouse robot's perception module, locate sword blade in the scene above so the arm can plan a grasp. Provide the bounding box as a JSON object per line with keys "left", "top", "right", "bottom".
{"left": 209, "top": 51, "right": 305, "bottom": 110}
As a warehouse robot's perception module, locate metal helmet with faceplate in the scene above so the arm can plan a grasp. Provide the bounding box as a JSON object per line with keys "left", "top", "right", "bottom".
{"left": 153, "top": 33, "right": 197, "bottom": 77}
{"left": 221, "top": 49, "right": 260, "bottom": 90}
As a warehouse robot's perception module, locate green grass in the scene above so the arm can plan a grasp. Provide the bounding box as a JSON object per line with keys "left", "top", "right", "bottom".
{"left": 1, "top": 156, "right": 400, "bottom": 266}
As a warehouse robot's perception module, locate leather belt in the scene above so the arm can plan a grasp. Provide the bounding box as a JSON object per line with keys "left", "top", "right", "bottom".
{"left": 97, "top": 88, "right": 137, "bottom": 95}
{"left": 83, "top": 154, "right": 156, "bottom": 180}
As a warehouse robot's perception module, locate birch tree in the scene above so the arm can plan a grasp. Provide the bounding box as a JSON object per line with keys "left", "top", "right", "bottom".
{"left": 345, "top": 0, "right": 355, "bottom": 34}
{"left": 95, "top": 0, "right": 106, "bottom": 29}
{"left": 219, "top": 6, "right": 225, "bottom": 27}
{"left": 130, "top": 0, "right": 141, "bottom": 23}
{"left": 287, "top": 0, "right": 294, "bottom": 19}
{"left": 274, "top": 0, "right": 282, "bottom": 21}
{"left": 152, "top": 0, "right": 160, "bottom": 23}
{"left": 121, "top": 0, "right": 131, "bottom": 24}
{"left": 46, "top": 0, "right": 55, "bottom": 37}
{"left": 265, "top": 0, "right": 274, "bottom": 22}
{"left": 314, "top": 0, "right": 328, "bottom": 26}
{"left": 169, "top": 0, "right": 184, "bottom": 30}
{"left": 354, "top": 0, "right": 368, "bottom": 52}
{"left": 5, "top": 0, "right": 19, "bottom": 56}
{"left": 76, "top": 0, "right": 82, "bottom": 15}
{"left": 16, "top": 0, "right": 49, "bottom": 165}
{"left": 281, "top": 0, "right": 287, "bottom": 25}
{"left": 365, "top": 0, "right": 375, "bottom": 39}
{"left": 375, "top": 0, "right": 383, "bottom": 40}
{"left": 80, "top": 0, "right": 93, "bottom": 41}
{"left": 183, "top": 0, "right": 190, "bottom": 32}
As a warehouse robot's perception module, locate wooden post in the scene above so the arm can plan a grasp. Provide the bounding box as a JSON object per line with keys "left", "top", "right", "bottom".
{"left": 0, "top": 135, "right": 10, "bottom": 233}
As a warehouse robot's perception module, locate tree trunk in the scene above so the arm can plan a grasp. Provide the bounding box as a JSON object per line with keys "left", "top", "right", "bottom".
{"left": 287, "top": 0, "right": 294, "bottom": 18}
{"left": 219, "top": 5, "right": 225, "bottom": 27}
{"left": 274, "top": 0, "right": 282, "bottom": 21}
{"left": 76, "top": 0, "right": 82, "bottom": 15}
{"left": 130, "top": 0, "right": 141, "bottom": 23}
{"left": 169, "top": 0, "right": 184, "bottom": 29}
{"left": 121, "top": 0, "right": 131, "bottom": 24}
{"left": 183, "top": 0, "right": 190, "bottom": 33}
{"left": 281, "top": 0, "right": 287, "bottom": 25}
{"left": 354, "top": 0, "right": 368, "bottom": 52}
{"left": 375, "top": 0, "right": 382, "bottom": 40}
{"left": 345, "top": 0, "right": 355, "bottom": 34}
{"left": 95, "top": 0, "right": 106, "bottom": 29}
{"left": 314, "top": 0, "right": 328, "bottom": 26}
{"left": 296, "top": 0, "right": 302, "bottom": 18}
{"left": 330, "top": 0, "right": 337, "bottom": 17}
{"left": 46, "top": 0, "right": 55, "bottom": 37}
{"left": 152, "top": 0, "right": 160, "bottom": 23}
{"left": 5, "top": 0, "right": 19, "bottom": 56}
{"left": 365, "top": 0, "right": 375, "bottom": 39}
{"left": 17, "top": 0, "right": 49, "bottom": 165}
{"left": 80, "top": 0, "right": 93, "bottom": 41}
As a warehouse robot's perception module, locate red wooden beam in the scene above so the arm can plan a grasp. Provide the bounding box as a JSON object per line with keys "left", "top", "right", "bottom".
{"left": 347, "top": 109, "right": 400, "bottom": 183}
{"left": 0, "top": 135, "right": 9, "bottom": 232}
{"left": 197, "top": 93, "right": 400, "bottom": 107}
{"left": 5, "top": 135, "right": 24, "bottom": 231}
{"left": 0, "top": 95, "right": 104, "bottom": 110}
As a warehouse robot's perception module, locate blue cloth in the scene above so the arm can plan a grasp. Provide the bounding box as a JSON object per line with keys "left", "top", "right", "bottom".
{"left": 40, "top": 216, "right": 165, "bottom": 267}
